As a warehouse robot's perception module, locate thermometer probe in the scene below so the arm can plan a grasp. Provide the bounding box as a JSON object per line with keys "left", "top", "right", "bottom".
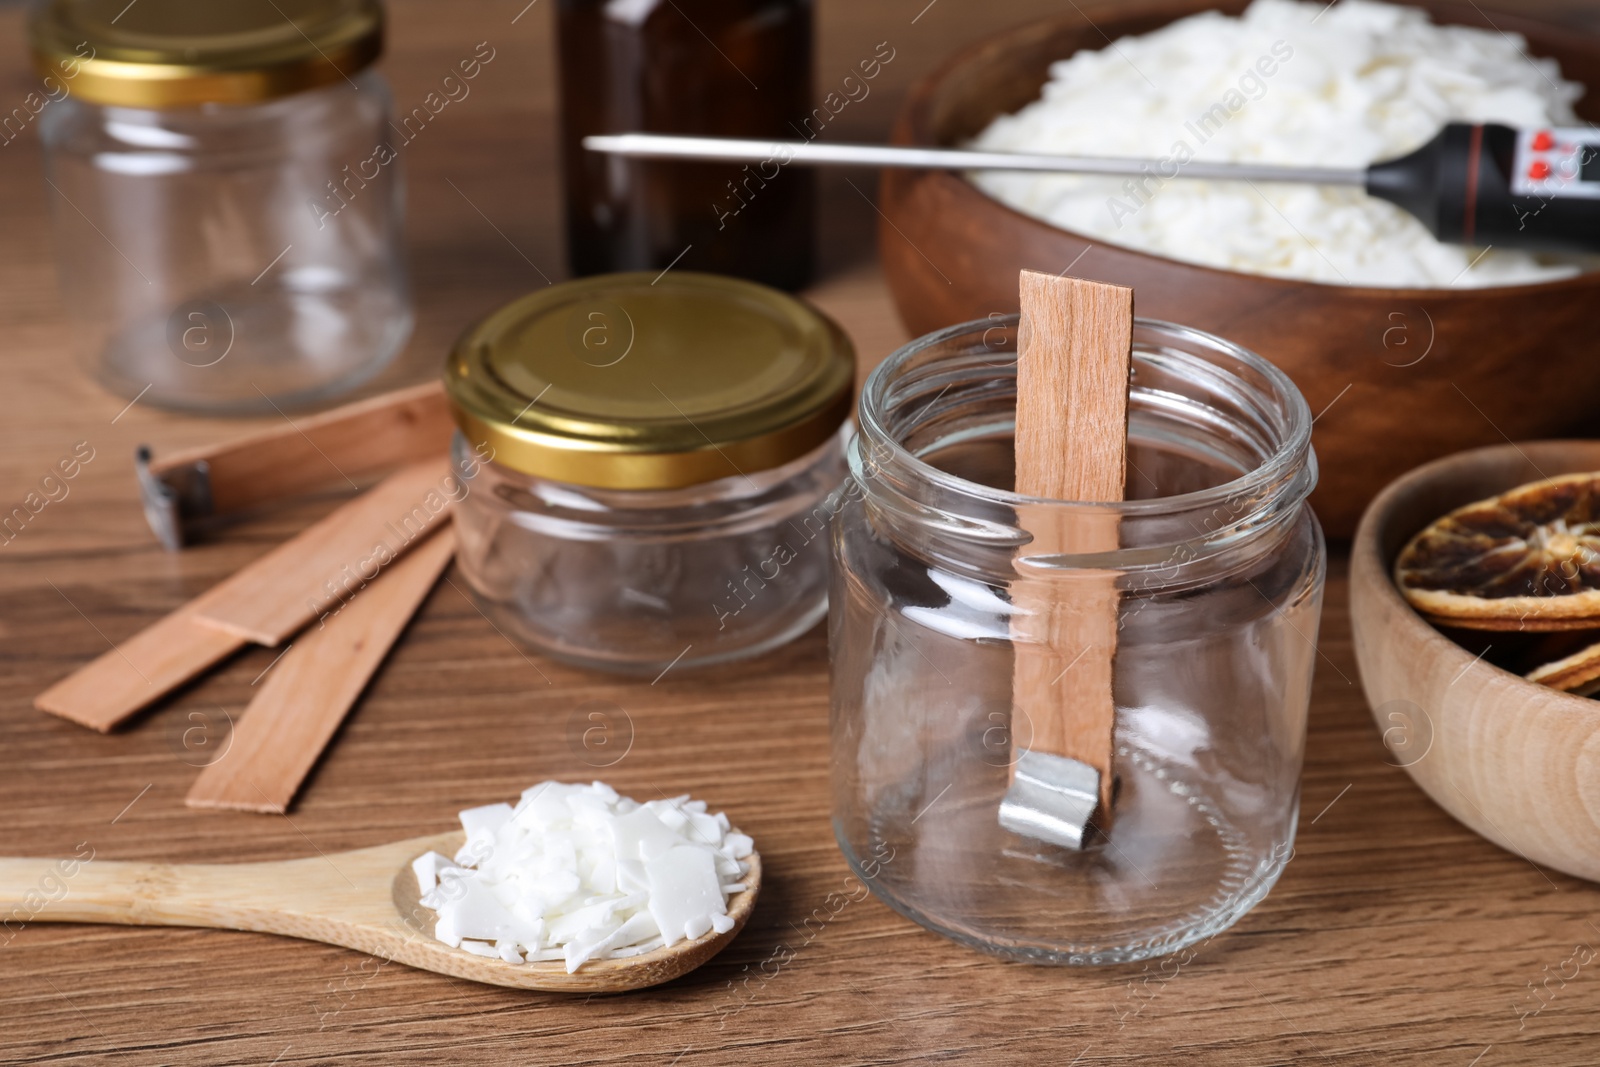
{"left": 585, "top": 124, "right": 1600, "bottom": 255}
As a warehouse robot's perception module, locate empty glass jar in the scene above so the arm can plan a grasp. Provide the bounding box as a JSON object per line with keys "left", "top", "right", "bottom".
{"left": 829, "top": 315, "right": 1325, "bottom": 964}
{"left": 447, "top": 271, "right": 854, "bottom": 674}
{"left": 31, "top": 0, "right": 411, "bottom": 414}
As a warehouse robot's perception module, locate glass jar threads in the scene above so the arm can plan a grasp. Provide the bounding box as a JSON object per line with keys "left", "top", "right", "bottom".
{"left": 30, "top": 0, "right": 411, "bottom": 414}
{"left": 446, "top": 272, "right": 854, "bottom": 674}
{"left": 829, "top": 315, "right": 1325, "bottom": 964}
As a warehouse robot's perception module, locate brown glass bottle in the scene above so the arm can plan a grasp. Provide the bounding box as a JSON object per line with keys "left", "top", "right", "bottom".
{"left": 556, "top": 0, "right": 814, "bottom": 291}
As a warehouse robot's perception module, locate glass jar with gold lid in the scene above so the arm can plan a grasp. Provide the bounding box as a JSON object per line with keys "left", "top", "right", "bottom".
{"left": 30, "top": 0, "right": 411, "bottom": 413}
{"left": 446, "top": 271, "right": 855, "bottom": 674}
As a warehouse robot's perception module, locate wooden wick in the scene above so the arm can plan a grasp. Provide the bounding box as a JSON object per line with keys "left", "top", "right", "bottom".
{"left": 1011, "top": 269, "right": 1132, "bottom": 828}
{"left": 35, "top": 459, "right": 454, "bottom": 732}
{"left": 187, "top": 525, "right": 457, "bottom": 814}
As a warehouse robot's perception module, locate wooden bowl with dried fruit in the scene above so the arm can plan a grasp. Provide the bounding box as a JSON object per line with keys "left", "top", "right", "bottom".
{"left": 1352, "top": 441, "right": 1600, "bottom": 883}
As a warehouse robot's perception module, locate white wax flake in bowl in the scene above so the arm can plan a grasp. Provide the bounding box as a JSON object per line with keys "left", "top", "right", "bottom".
{"left": 415, "top": 781, "right": 752, "bottom": 973}
{"left": 968, "top": 0, "right": 1589, "bottom": 288}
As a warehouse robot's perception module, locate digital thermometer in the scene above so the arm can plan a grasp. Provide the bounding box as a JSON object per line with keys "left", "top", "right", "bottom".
{"left": 586, "top": 124, "right": 1600, "bottom": 255}
{"left": 1366, "top": 123, "right": 1600, "bottom": 253}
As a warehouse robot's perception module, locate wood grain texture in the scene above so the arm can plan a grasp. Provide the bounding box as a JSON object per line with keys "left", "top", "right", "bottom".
{"left": 1014, "top": 272, "right": 1132, "bottom": 507}
{"left": 0, "top": 831, "right": 759, "bottom": 993}
{"left": 190, "top": 458, "right": 454, "bottom": 645}
{"left": 878, "top": 0, "right": 1600, "bottom": 537}
{"left": 1012, "top": 271, "right": 1131, "bottom": 821}
{"left": 33, "top": 611, "right": 247, "bottom": 732}
{"left": 2, "top": 0, "right": 1599, "bottom": 1063}
{"left": 187, "top": 525, "right": 459, "bottom": 815}
{"left": 147, "top": 380, "right": 453, "bottom": 518}
{"left": 1351, "top": 440, "right": 1600, "bottom": 882}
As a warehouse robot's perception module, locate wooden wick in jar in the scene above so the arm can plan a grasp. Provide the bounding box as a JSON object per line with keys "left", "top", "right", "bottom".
{"left": 1002, "top": 269, "right": 1131, "bottom": 843}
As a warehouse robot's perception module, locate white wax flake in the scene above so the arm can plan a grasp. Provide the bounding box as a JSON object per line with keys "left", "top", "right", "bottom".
{"left": 418, "top": 781, "right": 749, "bottom": 972}
{"left": 645, "top": 846, "right": 725, "bottom": 947}
{"left": 611, "top": 806, "right": 683, "bottom": 862}
{"left": 410, "top": 851, "right": 454, "bottom": 895}
{"left": 610, "top": 938, "right": 667, "bottom": 959}
{"left": 449, "top": 878, "right": 523, "bottom": 943}
{"left": 687, "top": 813, "right": 723, "bottom": 845}
{"left": 616, "top": 858, "right": 649, "bottom": 894}
{"left": 460, "top": 803, "right": 514, "bottom": 838}
{"left": 655, "top": 806, "right": 689, "bottom": 832}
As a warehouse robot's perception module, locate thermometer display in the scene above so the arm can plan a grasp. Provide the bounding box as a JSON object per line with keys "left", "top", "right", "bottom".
{"left": 1511, "top": 127, "right": 1600, "bottom": 200}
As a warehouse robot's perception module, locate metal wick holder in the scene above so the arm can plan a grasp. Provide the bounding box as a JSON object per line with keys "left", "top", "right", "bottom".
{"left": 998, "top": 750, "right": 1102, "bottom": 851}
{"left": 135, "top": 447, "right": 213, "bottom": 551}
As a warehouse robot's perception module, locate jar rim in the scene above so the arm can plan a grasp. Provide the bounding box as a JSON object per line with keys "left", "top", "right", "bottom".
{"left": 857, "top": 314, "right": 1314, "bottom": 520}
{"left": 29, "top": 0, "right": 383, "bottom": 109}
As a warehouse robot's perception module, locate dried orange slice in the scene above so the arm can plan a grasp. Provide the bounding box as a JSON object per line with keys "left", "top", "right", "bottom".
{"left": 1394, "top": 472, "right": 1600, "bottom": 628}
{"left": 1430, "top": 615, "right": 1600, "bottom": 633}
{"left": 1528, "top": 637, "right": 1600, "bottom": 694}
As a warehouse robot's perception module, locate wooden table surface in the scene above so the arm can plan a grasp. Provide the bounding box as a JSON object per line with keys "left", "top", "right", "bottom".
{"left": 4, "top": 1, "right": 1600, "bottom": 1064}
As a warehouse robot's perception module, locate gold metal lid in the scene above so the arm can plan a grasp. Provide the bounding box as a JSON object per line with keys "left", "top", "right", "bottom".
{"left": 445, "top": 272, "right": 857, "bottom": 490}
{"left": 29, "top": 0, "right": 383, "bottom": 108}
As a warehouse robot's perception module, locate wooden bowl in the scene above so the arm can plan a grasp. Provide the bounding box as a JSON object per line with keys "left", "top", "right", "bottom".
{"left": 879, "top": 0, "right": 1600, "bottom": 536}
{"left": 1350, "top": 441, "right": 1600, "bottom": 882}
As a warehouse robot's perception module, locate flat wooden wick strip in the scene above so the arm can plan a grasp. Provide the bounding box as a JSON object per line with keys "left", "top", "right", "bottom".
{"left": 190, "top": 457, "right": 455, "bottom": 646}
{"left": 34, "top": 613, "right": 248, "bottom": 733}
{"left": 147, "top": 381, "right": 452, "bottom": 517}
{"left": 1012, "top": 269, "right": 1132, "bottom": 825}
{"left": 186, "top": 524, "right": 458, "bottom": 814}
{"left": 35, "top": 458, "right": 455, "bottom": 731}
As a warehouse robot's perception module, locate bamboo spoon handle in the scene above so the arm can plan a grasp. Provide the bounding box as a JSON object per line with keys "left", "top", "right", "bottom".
{"left": 0, "top": 855, "right": 351, "bottom": 931}
{"left": 1, "top": 857, "right": 296, "bottom": 927}
{"left": 0, "top": 834, "right": 454, "bottom": 936}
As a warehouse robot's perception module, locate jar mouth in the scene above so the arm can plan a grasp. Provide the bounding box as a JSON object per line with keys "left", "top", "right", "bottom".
{"left": 859, "top": 315, "right": 1312, "bottom": 516}
{"left": 852, "top": 315, "right": 1317, "bottom": 581}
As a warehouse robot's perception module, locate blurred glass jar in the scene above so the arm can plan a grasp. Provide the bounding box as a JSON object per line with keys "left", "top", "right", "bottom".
{"left": 830, "top": 315, "right": 1325, "bottom": 964}
{"left": 446, "top": 271, "right": 854, "bottom": 674}
{"left": 30, "top": 0, "right": 411, "bottom": 414}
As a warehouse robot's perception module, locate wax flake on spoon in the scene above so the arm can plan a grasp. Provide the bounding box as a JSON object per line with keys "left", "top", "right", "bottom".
{"left": 416, "top": 781, "right": 753, "bottom": 972}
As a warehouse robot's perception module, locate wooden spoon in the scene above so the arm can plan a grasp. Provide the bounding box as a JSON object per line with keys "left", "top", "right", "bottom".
{"left": 0, "top": 831, "right": 760, "bottom": 993}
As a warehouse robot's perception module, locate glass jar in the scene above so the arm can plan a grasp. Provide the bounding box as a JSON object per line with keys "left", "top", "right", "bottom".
{"left": 31, "top": 0, "right": 411, "bottom": 414}
{"left": 556, "top": 0, "right": 814, "bottom": 290}
{"left": 446, "top": 271, "right": 854, "bottom": 674}
{"left": 829, "top": 315, "right": 1325, "bottom": 964}
{"left": 452, "top": 428, "right": 846, "bottom": 673}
